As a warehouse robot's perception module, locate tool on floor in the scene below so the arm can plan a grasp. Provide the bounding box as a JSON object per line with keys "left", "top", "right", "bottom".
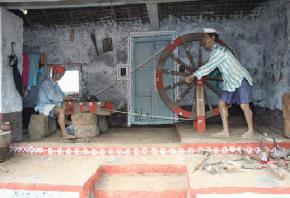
{"left": 268, "top": 163, "right": 287, "bottom": 180}
{"left": 241, "top": 148, "right": 261, "bottom": 162}
{"left": 193, "top": 151, "right": 211, "bottom": 173}
{"left": 204, "top": 158, "right": 244, "bottom": 166}
{"left": 202, "top": 164, "right": 217, "bottom": 175}
{"left": 264, "top": 133, "right": 290, "bottom": 159}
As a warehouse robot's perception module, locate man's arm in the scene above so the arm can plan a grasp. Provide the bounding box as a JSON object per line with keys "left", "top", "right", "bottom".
{"left": 194, "top": 48, "right": 225, "bottom": 79}
{"left": 42, "top": 80, "right": 64, "bottom": 104}
{"left": 185, "top": 47, "right": 226, "bottom": 83}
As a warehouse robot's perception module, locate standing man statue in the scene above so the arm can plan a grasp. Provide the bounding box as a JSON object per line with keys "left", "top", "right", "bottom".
{"left": 186, "top": 28, "right": 254, "bottom": 138}
{"left": 36, "top": 65, "right": 76, "bottom": 140}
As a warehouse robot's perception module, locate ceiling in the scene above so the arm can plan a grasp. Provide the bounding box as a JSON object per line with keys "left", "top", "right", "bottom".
{"left": 0, "top": 0, "right": 271, "bottom": 29}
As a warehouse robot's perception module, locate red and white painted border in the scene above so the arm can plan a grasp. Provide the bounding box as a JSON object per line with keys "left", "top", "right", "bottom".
{"left": 9, "top": 142, "right": 290, "bottom": 157}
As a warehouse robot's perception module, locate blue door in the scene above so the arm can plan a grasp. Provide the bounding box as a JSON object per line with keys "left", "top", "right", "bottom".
{"left": 130, "top": 33, "right": 176, "bottom": 125}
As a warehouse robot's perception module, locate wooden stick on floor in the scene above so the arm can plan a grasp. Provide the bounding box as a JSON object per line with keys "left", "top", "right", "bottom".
{"left": 192, "top": 152, "right": 211, "bottom": 173}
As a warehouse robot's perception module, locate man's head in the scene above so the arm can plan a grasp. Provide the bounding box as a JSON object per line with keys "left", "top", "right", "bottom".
{"left": 51, "top": 65, "right": 65, "bottom": 81}
{"left": 202, "top": 28, "right": 219, "bottom": 51}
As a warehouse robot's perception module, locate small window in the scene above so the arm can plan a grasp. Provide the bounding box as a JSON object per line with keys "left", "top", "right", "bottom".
{"left": 57, "top": 69, "right": 80, "bottom": 95}
{"left": 117, "top": 64, "right": 128, "bottom": 80}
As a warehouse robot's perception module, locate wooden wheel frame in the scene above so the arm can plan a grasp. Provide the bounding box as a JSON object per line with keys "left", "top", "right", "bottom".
{"left": 156, "top": 32, "right": 225, "bottom": 132}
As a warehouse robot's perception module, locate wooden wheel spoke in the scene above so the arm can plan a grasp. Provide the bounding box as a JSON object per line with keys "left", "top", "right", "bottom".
{"left": 164, "top": 80, "right": 187, "bottom": 91}
{"left": 198, "top": 43, "right": 203, "bottom": 67}
{"left": 205, "top": 76, "right": 223, "bottom": 81}
{"left": 181, "top": 43, "right": 197, "bottom": 69}
{"left": 205, "top": 81, "right": 221, "bottom": 97}
{"left": 168, "top": 53, "right": 194, "bottom": 73}
{"left": 176, "top": 86, "right": 192, "bottom": 104}
{"left": 163, "top": 69, "right": 187, "bottom": 77}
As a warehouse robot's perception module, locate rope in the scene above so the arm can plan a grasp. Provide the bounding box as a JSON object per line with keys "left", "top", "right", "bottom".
{"left": 108, "top": 109, "right": 194, "bottom": 121}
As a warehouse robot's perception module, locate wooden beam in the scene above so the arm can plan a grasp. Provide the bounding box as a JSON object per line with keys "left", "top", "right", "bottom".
{"left": 110, "top": 4, "right": 117, "bottom": 24}
{"left": 247, "top": 0, "right": 253, "bottom": 15}
{"left": 24, "top": 13, "right": 35, "bottom": 29}
{"left": 3, "top": 0, "right": 199, "bottom": 10}
{"left": 146, "top": 3, "right": 159, "bottom": 30}
{"left": 42, "top": 10, "right": 55, "bottom": 29}
{"left": 0, "top": 0, "right": 63, "bottom": 2}
{"left": 223, "top": 0, "right": 228, "bottom": 18}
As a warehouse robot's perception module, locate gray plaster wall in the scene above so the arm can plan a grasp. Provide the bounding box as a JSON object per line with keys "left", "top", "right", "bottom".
{"left": 0, "top": 8, "right": 23, "bottom": 113}
{"left": 254, "top": 0, "right": 289, "bottom": 110}
{"left": 23, "top": 0, "right": 289, "bottom": 111}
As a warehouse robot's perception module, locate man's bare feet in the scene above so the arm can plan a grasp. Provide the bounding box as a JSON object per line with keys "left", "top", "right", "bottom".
{"left": 241, "top": 130, "right": 254, "bottom": 138}
{"left": 64, "top": 133, "right": 76, "bottom": 140}
{"left": 75, "top": 137, "right": 89, "bottom": 143}
{"left": 212, "top": 130, "right": 230, "bottom": 137}
{"left": 64, "top": 139, "right": 76, "bottom": 143}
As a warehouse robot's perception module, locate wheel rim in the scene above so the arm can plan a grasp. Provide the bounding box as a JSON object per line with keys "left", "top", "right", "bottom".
{"left": 156, "top": 32, "right": 224, "bottom": 119}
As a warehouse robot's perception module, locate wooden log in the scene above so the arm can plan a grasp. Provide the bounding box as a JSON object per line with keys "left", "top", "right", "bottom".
{"left": 74, "top": 124, "right": 99, "bottom": 138}
{"left": 282, "top": 93, "right": 290, "bottom": 119}
{"left": 282, "top": 93, "right": 290, "bottom": 137}
{"left": 192, "top": 152, "right": 210, "bottom": 173}
{"left": 71, "top": 113, "right": 97, "bottom": 125}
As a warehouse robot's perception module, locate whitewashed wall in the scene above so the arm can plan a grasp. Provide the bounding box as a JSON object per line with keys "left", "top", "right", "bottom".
{"left": 23, "top": 0, "right": 289, "bottom": 110}
{"left": 0, "top": 8, "right": 23, "bottom": 113}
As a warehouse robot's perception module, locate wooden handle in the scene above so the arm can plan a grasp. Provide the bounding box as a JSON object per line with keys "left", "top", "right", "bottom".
{"left": 192, "top": 153, "right": 210, "bottom": 173}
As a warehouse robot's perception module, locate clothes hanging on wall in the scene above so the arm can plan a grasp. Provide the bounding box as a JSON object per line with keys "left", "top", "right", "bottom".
{"left": 9, "top": 54, "right": 24, "bottom": 97}
{"left": 12, "top": 64, "right": 24, "bottom": 97}
{"left": 22, "top": 53, "right": 30, "bottom": 92}
{"left": 28, "top": 54, "right": 40, "bottom": 89}
{"left": 8, "top": 42, "right": 24, "bottom": 97}
{"left": 23, "top": 65, "right": 50, "bottom": 108}
{"left": 40, "top": 53, "right": 46, "bottom": 67}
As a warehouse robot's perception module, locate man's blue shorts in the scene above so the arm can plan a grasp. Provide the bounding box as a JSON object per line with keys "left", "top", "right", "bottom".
{"left": 221, "top": 78, "right": 253, "bottom": 105}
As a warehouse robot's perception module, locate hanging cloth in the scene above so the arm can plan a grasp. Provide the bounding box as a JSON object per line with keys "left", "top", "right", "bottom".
{"left": 8, "top": 42, "right": 24, "bottom": 97}
{"left": 22, "top": 53, "right": 30, "bottom": 92}
{"left": 40, "top": 53, "right": 46, "bottom": 67}
{"left": 28, "top": 54, "right": 40, "bottom": 89}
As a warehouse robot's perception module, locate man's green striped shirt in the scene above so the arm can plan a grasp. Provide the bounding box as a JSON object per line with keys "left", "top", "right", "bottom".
{"left": 193, "top": 44, "right": 253, "bottom": 92}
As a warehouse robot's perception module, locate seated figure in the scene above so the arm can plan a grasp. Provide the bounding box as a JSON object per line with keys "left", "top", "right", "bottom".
{"left": 35, "top": 65, "right": 75, "bottom": 140}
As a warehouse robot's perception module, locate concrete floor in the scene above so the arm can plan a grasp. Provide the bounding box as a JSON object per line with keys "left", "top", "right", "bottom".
{"left": 21, "top": 115, "right": 288, "bottom": 146}
{"left": 1, "top": 154, "right": 290, "bottom": 196}
{"left": 1, "top": 116, "right": 290, "bottom": 197}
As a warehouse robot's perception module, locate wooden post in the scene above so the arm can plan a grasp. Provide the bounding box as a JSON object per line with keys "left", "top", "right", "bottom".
{"left": 194, "top": 80, "right": 206, "bottom": 133}
{"left": 282, "top": 93, "right": 290, "bottom": 138}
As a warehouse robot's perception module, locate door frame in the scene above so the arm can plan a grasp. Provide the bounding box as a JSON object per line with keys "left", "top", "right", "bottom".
{"left": 127, "top": 31, "right": 177, "bottom": 126}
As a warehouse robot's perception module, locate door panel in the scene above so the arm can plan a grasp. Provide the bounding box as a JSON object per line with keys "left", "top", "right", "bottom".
{"left": 130, "top": 33, "right": 176, "bottom": 125}
{"left": 154, "top": 40, "right": 175, "bottom": 121}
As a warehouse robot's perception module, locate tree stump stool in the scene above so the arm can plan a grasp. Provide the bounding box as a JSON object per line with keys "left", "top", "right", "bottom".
{"left": 71, "top": 113, "right": 99, "bottom": 138}
{"left": 29, "top": 114, "right": 57, "bottom": 139}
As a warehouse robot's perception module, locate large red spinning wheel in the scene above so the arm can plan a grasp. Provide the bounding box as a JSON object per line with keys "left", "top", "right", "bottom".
{"left": 156, "top": 32, "right": 226, "bottom": 132}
